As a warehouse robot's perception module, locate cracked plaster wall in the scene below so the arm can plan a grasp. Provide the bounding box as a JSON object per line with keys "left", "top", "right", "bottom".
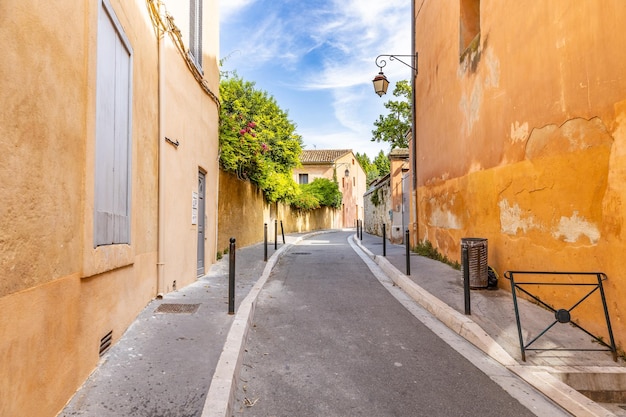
{"left": 414, "top": 1, "right": 626, "bottom": 346}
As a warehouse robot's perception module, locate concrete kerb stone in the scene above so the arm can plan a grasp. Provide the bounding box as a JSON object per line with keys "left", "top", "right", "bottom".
{"left": 351, "top": 234, "right": 517, "bottom": 368}
{"left": 200, "top": 231, "right": 329, "bottom": 417}
{"left": 508, "top": 367, "right": 616, "bottom": 417}
{"left": 351, "top": 234, "right": 618, "bottom": 417}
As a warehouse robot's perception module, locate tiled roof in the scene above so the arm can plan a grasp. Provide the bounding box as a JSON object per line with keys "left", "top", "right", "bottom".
{"left": 300, "top": 149, "right": 352, "bottom": 164}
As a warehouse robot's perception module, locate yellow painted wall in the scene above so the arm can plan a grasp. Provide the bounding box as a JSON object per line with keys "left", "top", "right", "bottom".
{"left": 217, "top": 171, "right": 335, "bottom": 252}
{"left": 414, "top": 0, "right": 626, "bottom": 347}
{"left": 0, "top": 0, "right": 219, "bottom": 415}
{"left": 159, "top": 0, "right": 220, "bottom": 291}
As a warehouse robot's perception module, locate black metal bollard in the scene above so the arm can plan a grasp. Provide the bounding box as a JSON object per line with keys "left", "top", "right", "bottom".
{"left": 274, "top": 220, "right": 278, "bottom": 250}
{"left": 228, "top": 237, "right": 236, "bottom": 315}
{"left": 264, "top": 223, "right": 268, "bottom": 262}
{"left": 382, "top": 223, "right": 386, "bottom": 256}
{"left": 405, "top": 229, "right": 410, "bottom": 276}
{"left": 360, "top": 220, "right": 363, "bottom": 240}
{"left": 280, "top": 220, "right": 285, "bottom": 244}
{"left": 462, "top": 244, "right": 471, "bottom": 315}
{"left": 356, "top": 219, "right": 360, "bottom": 238}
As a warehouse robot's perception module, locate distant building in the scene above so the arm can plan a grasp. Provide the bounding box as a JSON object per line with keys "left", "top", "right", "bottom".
{"left": 293, "top": 149, "right": 366, "bottom": 228}
{"left": 364, "top": 148, "right": 409, "bottom": 244}
{"left": 389, "top": 148, "right": 410, "bottom": 243}
{"left": 0, "top": 1, "right": 220, "bottom": 415}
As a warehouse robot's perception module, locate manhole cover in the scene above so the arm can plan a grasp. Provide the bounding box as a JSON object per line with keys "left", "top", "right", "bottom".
{"left": 290, "top": 252, "right": 311, "bottom": 255}
{"left": 155, "top": 303, "right": 200, "bottom": 314}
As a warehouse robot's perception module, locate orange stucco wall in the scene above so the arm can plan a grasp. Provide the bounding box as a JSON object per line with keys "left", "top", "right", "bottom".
{"left": 217, "top": 171, "right": 336, "bottom": 252}
{"left": 0, "top": 1, "right": 220, "bottom": 416}
{"left": 413, "top": 0, "right": 626, "bottom": 348}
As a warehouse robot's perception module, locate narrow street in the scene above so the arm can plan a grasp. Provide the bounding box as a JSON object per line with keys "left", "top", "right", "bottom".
{"left": 232, "top": 231, "right": 546, "bottom": 417}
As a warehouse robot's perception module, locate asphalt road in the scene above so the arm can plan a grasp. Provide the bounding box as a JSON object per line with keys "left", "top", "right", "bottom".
{"left": 232, "top": 231, "right": 546, "bottom": 417}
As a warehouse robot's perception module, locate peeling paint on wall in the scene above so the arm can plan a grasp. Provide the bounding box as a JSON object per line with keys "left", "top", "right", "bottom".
{"left": 498, "top": 199, "right": 538, "bottom": 235}
{"left": 459, "top": 46, "right": 501, "bottom": 136}
{"left": 525, "top": 117, "right": 612, "bottom": 160}
{"left": 510, "top": 121, "right": 528, "bottom": 143}
{"left": 429, "top": 206, "right": 462, "bottom": 229}
{"left": 552, "top": 211, "right": 600, "bottom": 244}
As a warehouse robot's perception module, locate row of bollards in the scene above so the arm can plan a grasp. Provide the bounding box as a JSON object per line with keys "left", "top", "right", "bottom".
{"left": 263, "top": 219, "right": 285, "bottom": 262}
{"left": 356, "top": 219, "right": 364, "bottom": 240}
{"left": 234, "top": 222, "right": 418, "bottom": 315}
{"left": 230, "top": 219, "right": 286, "bottom": 315}
{"left": 376, "top": 223, "right": 411, "bottom": 276}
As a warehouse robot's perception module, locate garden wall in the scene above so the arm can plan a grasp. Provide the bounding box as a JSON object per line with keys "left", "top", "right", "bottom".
{"left": 217, "top": 170, "right": 336, "bottom": 255}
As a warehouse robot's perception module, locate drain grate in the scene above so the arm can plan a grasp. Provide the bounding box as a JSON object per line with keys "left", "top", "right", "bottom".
{"left": 290, "top": 252, "right": 311, "bottom": 255}
{"left": 155, "top": 303, "right": 200, "bottom": 314}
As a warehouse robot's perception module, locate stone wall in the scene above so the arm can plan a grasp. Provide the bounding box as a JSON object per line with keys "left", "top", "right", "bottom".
{"left": 364, "top": 177, "right": 391, "bottom": 238}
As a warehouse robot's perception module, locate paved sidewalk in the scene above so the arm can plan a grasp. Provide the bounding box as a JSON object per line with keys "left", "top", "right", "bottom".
{"left": 354, "top": 231, "right": 626, "bottom": 417}
{"left": 60, "top": 233, "right": 307, "bottom": 417}
{"left": 60, "top": 229, "right": 626, "bottom": 417}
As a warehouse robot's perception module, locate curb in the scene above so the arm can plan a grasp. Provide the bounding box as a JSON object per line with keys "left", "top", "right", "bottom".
{"left": 351, "top": 234, "right": 516, "bottom": 368}
{"left": 351, "top": 234, "right": 617, "bottom": 417}
{"left": 200, "top": 231, "right": 328, "bottom": 417}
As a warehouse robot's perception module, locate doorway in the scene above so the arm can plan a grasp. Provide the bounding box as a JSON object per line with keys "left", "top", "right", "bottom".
{"left": 197, "top": 171, "right": 206, "bottom": 276}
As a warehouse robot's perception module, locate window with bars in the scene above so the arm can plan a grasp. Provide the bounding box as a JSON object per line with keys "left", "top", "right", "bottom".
{"left": 299, "top": 174, "right": 309, "bottom": 185}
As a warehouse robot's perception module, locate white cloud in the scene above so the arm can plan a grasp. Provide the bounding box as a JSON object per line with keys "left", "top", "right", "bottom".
{"left": 220, "top": 1, "right": 412, "bottom": 157}
{"left": 220, "top": 0, "right": 256, "bottom": 21}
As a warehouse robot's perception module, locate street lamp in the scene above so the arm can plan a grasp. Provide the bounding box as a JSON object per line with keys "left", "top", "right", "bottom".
{"left": 372, "top": 54, "right": 418, "bottom": 96}
{"left": 372, "top": 52, "right": 419, "bottom": 245}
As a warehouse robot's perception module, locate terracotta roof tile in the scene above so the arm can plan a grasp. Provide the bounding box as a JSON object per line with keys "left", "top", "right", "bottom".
{"left": 300, "top": 149, "right": 352, "bottom": 164}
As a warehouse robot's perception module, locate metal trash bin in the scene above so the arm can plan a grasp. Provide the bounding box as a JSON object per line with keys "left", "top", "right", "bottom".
{"left": 461, "top": 238, "right": 488, "bottom": 289}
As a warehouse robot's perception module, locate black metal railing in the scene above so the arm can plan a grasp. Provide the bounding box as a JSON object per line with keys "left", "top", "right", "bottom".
{"left": 504, "top": 270, "right": 617, "bottom": 362}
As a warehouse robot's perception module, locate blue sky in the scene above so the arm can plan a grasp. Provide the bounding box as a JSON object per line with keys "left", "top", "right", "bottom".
{"left": 219, "top": 0, "right": 412, "bottom": 161}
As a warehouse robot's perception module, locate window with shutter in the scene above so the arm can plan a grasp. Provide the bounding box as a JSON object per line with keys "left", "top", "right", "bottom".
{"left": 94, "top": 0, "right": 133, "bottom": 247}
{"left": 189, "top": 0, "right": 203, "bottom": 70}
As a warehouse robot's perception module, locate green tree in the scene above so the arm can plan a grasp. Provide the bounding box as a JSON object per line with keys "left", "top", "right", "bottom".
{"left": 290, "top": 178, "right": 342, "bottom": 211}
{"left": 219, "top": 75, "right": 302, "bottom": 203}
{"left": 303, "top": 178, "right": 342, "bottom": 208}
{"left": 371, "top": 80, "right": 411, "bottom": 149}
{"left": 373, "top": 150, "right": 390, "bottom": 177}
{"left": 355, "top": 152, "right": 380, "bottom": 184}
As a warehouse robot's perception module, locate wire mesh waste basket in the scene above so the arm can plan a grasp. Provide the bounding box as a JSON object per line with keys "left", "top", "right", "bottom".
{"left": 461, "top": 238, "right": 488, "bottom": 289}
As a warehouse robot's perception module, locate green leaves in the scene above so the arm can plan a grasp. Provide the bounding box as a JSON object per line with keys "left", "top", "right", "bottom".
{"left": 219, "top": 75, "right": 303, "bottom": 203}
{"left": 371, "top": 80, "right": 412, "bottom": 149}
{"left": 373, "top": 150, "right": 390, "bottom": 177}
{"left": 290, "top": 178, "right": 342, "bottom": 211}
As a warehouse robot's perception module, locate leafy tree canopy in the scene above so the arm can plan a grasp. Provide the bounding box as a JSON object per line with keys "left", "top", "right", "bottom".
{"left": 371, "top": 80, "right": 411, "bottom": 149}
{"left": 373, "top": 150, "right": 390, "bottom": 177}
{"left": 290, "top": 178, "right": 342, "bottom": 211}
{"left": 219, "top": 74, "right": 302, "bottom": 203}
{"left": 355, "top": 152, "right": 380, "bottom": 184}
{"left": 303, "top": 178, "right": 342, "bottom": 208}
